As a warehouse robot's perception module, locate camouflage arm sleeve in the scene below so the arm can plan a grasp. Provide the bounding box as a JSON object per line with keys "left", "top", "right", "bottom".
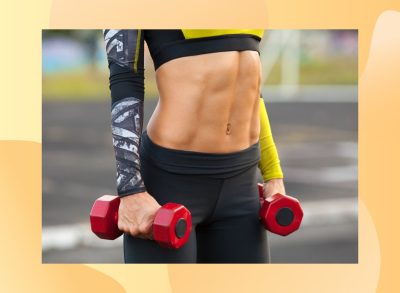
{"left": 104, "top": 29, "right": 146, "bottom": 196}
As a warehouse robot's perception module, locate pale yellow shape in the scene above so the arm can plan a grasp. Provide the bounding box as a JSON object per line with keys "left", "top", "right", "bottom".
{"left": 49, "top": 0, "right": 269, "bottom": 28}
{"left": 86, "top": 264, "right": 172, "bottom": 293}
{"left": 359, "top": 10, "right": 400, "bottom": 293}
{"left": 167, "top": 200, "right": 379, "bottom": 293}
{"left": 0, "top": 0, "right": 52, "bottom": 143}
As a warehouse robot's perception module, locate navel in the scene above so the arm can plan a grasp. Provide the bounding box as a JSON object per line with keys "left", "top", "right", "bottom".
{"left": 226, "top": 123, "right": 231, "bottom": 135}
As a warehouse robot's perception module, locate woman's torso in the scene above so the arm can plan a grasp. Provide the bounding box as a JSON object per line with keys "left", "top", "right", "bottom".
{"left": 144, "top": 30, "right": 263, "bottom": 153}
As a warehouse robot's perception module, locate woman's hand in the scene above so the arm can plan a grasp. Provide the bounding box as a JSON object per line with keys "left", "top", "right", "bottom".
{"left": 262, "top": 178, "right": 286, "bottom": 199}
{"left": 118, "top": 192, "right": 161, "bottom": 240}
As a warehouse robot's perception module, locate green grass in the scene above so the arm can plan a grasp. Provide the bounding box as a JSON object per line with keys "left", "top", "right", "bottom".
{"left": 43, "top": 70, "right": 109, "bottom": 101}
{"left": 43, "top": 57, "right": 357, "bottom": 101}
{"left": 265, "top": 57, "right": 357, "bottom": 85}
{"left": 43, "top": 69, "right": 159, "bottom": 101}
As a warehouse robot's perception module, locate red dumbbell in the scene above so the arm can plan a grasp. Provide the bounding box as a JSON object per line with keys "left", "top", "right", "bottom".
{"left": 258, "top": 183, "right": 303, "bottom": 236}
{"left": 90, "top": 195, "right": 192, "bottom": 249}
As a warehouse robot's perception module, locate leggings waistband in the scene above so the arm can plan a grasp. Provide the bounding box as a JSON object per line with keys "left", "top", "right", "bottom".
{"left": 140, "top": 131, "right": 260, "bottom": 178}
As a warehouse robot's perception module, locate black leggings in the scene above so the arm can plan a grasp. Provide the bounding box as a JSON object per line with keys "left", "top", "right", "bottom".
{"left": 123, "top": 131, "right": 269, "bottom": 263}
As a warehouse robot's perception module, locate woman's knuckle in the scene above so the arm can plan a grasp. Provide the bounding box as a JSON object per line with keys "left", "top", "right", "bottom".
{"left": 118, "top": 223, "right": 126, "bottom": 232}
{"left": 138, "top": 224, "right": 147, "bottom": 234}
{"left": 130, "top": 226, "right": 138, "bottom": 236}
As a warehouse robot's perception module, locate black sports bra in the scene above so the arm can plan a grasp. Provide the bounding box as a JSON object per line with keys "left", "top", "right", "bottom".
{"left": 144, "top": 30, "right": 264, "bottom": 69}
{"left": 104, "top": 29, "right": 264, "bottom": 72}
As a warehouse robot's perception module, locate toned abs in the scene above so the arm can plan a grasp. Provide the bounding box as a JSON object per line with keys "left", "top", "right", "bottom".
{"left": 147, "top": 50, "right": 262, "bottom": 153}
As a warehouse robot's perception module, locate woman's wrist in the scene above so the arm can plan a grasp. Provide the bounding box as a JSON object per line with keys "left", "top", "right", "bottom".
{"left": 262, "top": 178, "right": 286, "bottom": 198}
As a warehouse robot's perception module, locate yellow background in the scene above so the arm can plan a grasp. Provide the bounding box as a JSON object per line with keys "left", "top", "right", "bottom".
{"left": 1, "top": 0, "right": 400, "bottom": 292}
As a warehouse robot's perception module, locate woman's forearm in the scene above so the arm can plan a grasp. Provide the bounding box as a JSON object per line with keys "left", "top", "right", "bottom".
{"left": 258, "top": 96, "right": 284, "bottom": 182}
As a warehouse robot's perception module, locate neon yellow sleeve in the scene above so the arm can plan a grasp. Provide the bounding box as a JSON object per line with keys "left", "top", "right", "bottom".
{"left": 258, "top": 97, "right": 284, "bottom": 181}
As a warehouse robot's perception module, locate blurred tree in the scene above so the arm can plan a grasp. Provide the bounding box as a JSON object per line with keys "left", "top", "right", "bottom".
{"left": 43, "top": 30, "right": 102, "bottom": 73}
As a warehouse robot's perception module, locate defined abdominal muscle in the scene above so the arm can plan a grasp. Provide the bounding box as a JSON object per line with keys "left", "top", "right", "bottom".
{"left": 147, "top": 51, "right": 262, "bottom": 153}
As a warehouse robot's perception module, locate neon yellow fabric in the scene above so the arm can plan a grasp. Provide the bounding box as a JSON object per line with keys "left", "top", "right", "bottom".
{"left": 182, "top": 29, "right": 264, "bottom": 39}
{"left": 258, "top": 97, "right": 284, "bottom": 181}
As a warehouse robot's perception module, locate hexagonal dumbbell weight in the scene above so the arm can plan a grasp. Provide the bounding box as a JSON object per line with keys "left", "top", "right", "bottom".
{"left": 257, "top": 183, "right": 303, "bottom": 236}
{"left": 90, "top": 195, "right": 192, "bottom": 249}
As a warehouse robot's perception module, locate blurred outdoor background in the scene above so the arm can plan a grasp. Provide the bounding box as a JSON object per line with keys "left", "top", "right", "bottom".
{"left": 42, "top": 30, "right": 358, "bottom": 263}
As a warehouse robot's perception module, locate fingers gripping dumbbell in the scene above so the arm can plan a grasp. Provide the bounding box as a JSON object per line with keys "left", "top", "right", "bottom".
{"left": 258, "top": 183, "right": 303, "bottom": 236}
{"left": 90, "top": 195, "right": 192, "bottom": 249}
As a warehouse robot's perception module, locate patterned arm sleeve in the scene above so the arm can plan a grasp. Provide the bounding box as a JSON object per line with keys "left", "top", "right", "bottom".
{"left": 103, "top": 29, "right": 146, "bottom": 197}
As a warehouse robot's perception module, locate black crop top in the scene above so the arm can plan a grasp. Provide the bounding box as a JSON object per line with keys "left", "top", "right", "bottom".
{"left": 103, "top": 29, "right": 264, "bottom": 196}
{"left": 145, "top": 30, "right": 262, "bottom": 69}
